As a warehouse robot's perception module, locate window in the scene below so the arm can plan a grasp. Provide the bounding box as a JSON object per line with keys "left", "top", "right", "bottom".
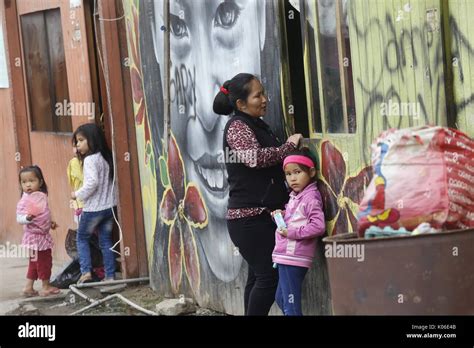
{"left": 299, "top": 0, "right": 323, "bottom": 134}
{"left": 283, "top": 0, "right": 311, "bottom": 137}
{"left": 21, "top": 8, "right": 71, "bottom": 132}
{"left": 301, "top": 0, "right": 356, "bottom": 134}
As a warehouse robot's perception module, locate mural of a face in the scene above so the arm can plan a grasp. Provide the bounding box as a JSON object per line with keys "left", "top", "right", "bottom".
{"left": 151, "top": 0, "right": 267, "bottom": 282}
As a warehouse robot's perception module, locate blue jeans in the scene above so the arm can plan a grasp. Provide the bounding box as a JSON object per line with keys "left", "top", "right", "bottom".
{"left": 275, "top": 264, "right": 308, "bottom": 316}
{"left": 77, "top": 208, "right": 116, "bottom": 278}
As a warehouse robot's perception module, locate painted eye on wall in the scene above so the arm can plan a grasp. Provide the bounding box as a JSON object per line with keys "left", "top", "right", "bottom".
{"left": 214, "top": 1, "right": 241, "bottom": 29}
{"left": 170, "top": 13, "right": 188, "bottom": 38}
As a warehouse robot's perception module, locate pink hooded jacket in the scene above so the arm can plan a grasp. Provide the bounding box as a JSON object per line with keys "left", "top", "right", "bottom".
{"left": 16, "top": 192, "right": 53, "bottom": 251}
{"left": 272, "top": 182, "right": 325, "bottom": 268}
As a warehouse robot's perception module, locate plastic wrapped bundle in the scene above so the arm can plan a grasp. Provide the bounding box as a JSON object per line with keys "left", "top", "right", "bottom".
{"left": 357, "top": 126, "right": 474, "bottom": 237}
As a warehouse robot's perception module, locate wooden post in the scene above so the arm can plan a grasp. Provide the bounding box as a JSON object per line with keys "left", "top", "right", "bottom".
{"left": 96, "top": 0, "right": 148, "bottom": 278}
{"left": 114, "top": 0, "right": 148, "bottom": 277}
{"left": 299, "top": 0, "right": 317, "bottom": 136}
{"left": 308, "top": 0, "right": 328, "bottom": 133}
{"left": 4, "top": 0, "right": 31, "bottom": 169}
{"left": 335, "top": 0, "right": 349, "bottom": 133}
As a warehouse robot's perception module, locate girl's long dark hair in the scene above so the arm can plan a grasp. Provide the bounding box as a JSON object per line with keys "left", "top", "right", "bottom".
{"left": 19, "top": 165, "right": 48, "bottom": 195}
{"left": 72, "top": 123, "right": 114, "bottom": 180}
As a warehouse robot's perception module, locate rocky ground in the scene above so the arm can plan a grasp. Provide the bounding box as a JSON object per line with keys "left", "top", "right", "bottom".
{"left": 6, "top": 284, "right": 225, "bottom": 316}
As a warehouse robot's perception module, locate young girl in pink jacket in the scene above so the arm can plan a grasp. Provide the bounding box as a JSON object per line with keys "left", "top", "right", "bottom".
{"left": 272, "top": 150, "right": 326, "bottom": 315}
{"left": 17, "top": 165, "right": 60, "bottom": 297}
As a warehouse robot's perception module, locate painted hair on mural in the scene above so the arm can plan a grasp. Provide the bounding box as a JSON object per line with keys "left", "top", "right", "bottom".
{"left": 213, "top": 73, "right": 258, "bottom": 115}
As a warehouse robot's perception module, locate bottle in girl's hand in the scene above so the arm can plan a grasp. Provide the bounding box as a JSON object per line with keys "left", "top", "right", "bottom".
{"left": 273, "top": 211, "right": 287, "bottom": 230}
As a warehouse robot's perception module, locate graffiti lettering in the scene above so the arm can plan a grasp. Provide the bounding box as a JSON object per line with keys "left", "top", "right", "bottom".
{"left": 349, "top": 3, "right": 474, "bottom": 162}
{"left": 170, "top": 64, "right": 196, "bottom": 116}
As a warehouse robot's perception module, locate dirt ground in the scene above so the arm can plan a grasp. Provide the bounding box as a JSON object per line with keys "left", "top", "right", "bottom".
{"left": 1, "top": 253, "right": 224, "bottom": 316}
{"left": 7, "top": 284, "right": 225, "bottom": 316}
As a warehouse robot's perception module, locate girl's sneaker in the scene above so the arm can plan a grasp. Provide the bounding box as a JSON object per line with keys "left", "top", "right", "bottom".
{"left": 77, "top": 272, "right": 93, "bottom": 284}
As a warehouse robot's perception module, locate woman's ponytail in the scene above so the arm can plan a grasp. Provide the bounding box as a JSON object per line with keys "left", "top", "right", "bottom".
{"left": 213, "top": 73, "right": 257, "bottom": 116}
{"left": 213, "top": 80, "right": 233, "bottom": 115}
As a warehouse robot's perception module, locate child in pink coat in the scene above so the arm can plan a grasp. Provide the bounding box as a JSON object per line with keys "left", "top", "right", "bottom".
{"left": 17, "top": 165, "right": 60, "bottom": 297}
{"left": 272, "top": 151, "right": 325, "bottom": 315}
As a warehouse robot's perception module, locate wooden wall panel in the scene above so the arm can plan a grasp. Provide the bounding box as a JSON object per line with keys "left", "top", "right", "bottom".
{"left": 12, "top": 0, "right": 96, "bottom": 262}
{"left": 17, "top": 0, "right": 93, "bottom": 130}
{"left": 0, "top": 0, "right": 28, "bottom": 246}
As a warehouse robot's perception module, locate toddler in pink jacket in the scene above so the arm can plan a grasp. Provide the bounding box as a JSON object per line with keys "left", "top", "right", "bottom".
{"left": 272, "top": 150, "right": 325, "bottom": 315}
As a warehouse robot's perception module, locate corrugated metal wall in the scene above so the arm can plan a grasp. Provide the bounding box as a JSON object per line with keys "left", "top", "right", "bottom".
{"left": 448, "top": 0, "right": 474, "bottom": 137}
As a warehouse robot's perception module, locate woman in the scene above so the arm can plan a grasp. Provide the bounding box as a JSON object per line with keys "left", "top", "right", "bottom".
{"left": 213, "top": 73, "right": 303, "bottom": 315}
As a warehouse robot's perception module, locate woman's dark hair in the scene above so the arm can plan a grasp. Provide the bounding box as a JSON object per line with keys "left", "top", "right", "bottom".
{"left": 213, "top": 73, "right": 258, "bottom": 115}
{"left": 284, "top": 149, "right": 318, "bottom": 181}
{"left": 19, "top": 165, "right": 48, "bottom": 195}
{"left": 72, "top": 123, "right": 114, "bottom": 179}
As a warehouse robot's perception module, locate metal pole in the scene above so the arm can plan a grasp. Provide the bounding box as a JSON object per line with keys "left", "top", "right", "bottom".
{"left": 68, "top": 277, "right": 155, "bottom": 316}
{"left": 70, "top": 293, "right": 158, "bottom": 316}
{"left": 163, "top": 0, "right": 171, "bottom": 153}
{"left": 73, "top": 277, "right": 149, "bottom": 289}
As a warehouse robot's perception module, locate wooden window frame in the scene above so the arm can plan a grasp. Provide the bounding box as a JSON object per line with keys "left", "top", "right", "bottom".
{"left": 20, "top": 7, "right": 72, "bottom": 134}
{"left": 303, "top": 0, "right": 357, "bottom": 137}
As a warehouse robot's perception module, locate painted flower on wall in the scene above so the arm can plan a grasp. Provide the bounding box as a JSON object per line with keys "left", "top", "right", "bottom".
{"left": 127, "top": 5, "right": 145, "bottom": 125}
{"left": 159, "top": 134, "right": 208, "bottom": 294}
{"left": 317, "top": 141, "right": 373, "bottom": 235}
{"left": 126, "top": 3, "right": 152, "bottom": 168}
